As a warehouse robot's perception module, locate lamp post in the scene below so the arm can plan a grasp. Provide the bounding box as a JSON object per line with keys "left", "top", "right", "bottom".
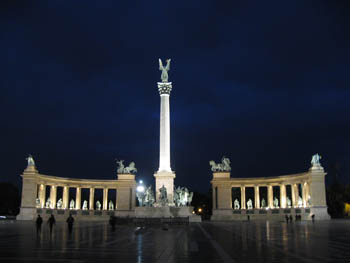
{"left": 136, "top": 180, "right": 145, "bottom": 207}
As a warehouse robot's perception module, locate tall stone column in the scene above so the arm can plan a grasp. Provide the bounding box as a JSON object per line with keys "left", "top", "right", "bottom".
{"left": 103, "top": 188, "right": 108, "bottom": 210}
{"left": 50, "top": 185, "right": 57, "bottom": 209}
{"left": 63, "top": 186, "right": 69, "bottom": 209}
{"left": 89, "top": 187, "right": 95, "bottom": 210}
{"left": 254, "top": 185, "right": 260, "bottom": 209}
{"left": 240, "top": 186, "right": 246, "bottom": 209}
{"left": 75, "top": 187, "right": 81, "bottom": 209}
{"left": 154, "top": 80, "right": 176, "bottom": 203}
{"left": 280, "top": 184, "right": 286, "bottom": 208}
{"left": 38, "top": 184, "right": 46, "bottom": 208}
{"left": 268, "top": 185, "right": 273, "bottom": 208}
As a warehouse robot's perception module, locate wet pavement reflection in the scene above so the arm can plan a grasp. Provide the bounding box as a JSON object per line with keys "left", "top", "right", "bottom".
{"left": 0, "top": 220, "right": 349, "bottom": 262}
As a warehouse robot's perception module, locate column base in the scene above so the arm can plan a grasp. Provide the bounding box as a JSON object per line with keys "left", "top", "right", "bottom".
{"left": 16, "top": 207, "right": 36, "bottom": 220}
{"left": 309, "top": 206, "right": 331, "bottom": 220}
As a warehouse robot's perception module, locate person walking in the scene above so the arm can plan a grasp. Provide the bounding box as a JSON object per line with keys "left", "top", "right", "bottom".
{"left": 36, "top": 215, "right": 43, "bottom": 236}
{"left": 66, "top": 214, "right": 74, "bottom": 235}
{"left": 285, "top": 215, "right": 289, "bottom": 223}
{"left": 47, "top": 214, "right": 56, "bottom": 236}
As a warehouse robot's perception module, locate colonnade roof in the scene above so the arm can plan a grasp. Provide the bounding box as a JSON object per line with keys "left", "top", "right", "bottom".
{"left": 211, "top": 171, "right": 312, "bottom": 186}
{"left": 32, "top": 173, "right": 135, "bottom": 188}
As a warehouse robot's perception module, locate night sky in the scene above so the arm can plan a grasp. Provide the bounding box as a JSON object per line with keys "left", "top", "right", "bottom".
{"left": 1, "top": 1, "right": 350, "bottom": 193}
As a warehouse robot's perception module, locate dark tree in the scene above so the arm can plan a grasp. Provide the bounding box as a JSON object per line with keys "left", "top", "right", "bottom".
{"left": 0, "top": 183, "right": 20, "bottom": 215}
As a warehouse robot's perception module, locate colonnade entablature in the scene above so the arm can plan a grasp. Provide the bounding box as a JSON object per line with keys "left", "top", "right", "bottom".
{"left": 211, "top": 154, "right": 330, "bottom": 220}
{"left": 17, "top": 163, "right": 136, "bottom": 220}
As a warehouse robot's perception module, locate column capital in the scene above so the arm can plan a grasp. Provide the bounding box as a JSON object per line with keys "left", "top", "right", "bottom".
{"left": 157, "top": 82, "right": 172, "bottom": 95}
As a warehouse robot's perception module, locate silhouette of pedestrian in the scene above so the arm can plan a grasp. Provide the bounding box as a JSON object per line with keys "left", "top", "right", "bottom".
{"left": 285, "top": 215, "right": 289, "bottom": 223}
{"left": 289, "top": 215, "right": 293, "bottom": 222}
{"left": 66, "top": 214, "right": 74, "bottom": 235}
{"left": 47, "top": 214, "right": 56, "bottom": 236}
{"left": 247, "top": 215, "right": 250, "bottom": 221}
{"left": 36, "top": 215, "right": 43, "bottom": 235}
{"left": 109, "top": 215, "right": 116, "bottom": 232}
{"left": 311, "top": 214, "right": 315, "bottom": 223}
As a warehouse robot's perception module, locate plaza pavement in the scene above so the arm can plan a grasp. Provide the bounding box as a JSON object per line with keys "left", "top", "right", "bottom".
{"left": 0, "top": 219, "right": 349, "bottom": 263}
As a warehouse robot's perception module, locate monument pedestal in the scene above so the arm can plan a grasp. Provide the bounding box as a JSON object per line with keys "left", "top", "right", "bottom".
{"left": 154, "top": 171, "right": 176, "bottom": 204}
{"left": 135, "top": 206, "right": 201, "bottom": 222}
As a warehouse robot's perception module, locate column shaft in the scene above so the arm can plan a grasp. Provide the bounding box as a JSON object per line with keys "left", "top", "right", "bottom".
{"left": 255, "top": 186, "right": 260, "bottom": 209}
{"left": 159, "top": 94, "right": 171, "bottom": 172}
{"left": 63, "top": 186, "right": 69, "bottom": 209}
{"left": 291, "top": 184, "right": 296, "bottom": 207}
{"left": 305, "top": 182, "right": 310, "bottom": 206}
{"left": 89, "top": 188, "right": 95, "bottom": 210}
{"left": 103, "top": 188, "right": 108, "bottom": 210}
{"left": 76, "top": 187, "right": 81, "bottom": 209}
{"left": 38, "top": 184, "right": 46, "bottom": 208}
{"left": 302, "top": 182, "right": 307, "bottom": 207}
{"left": 294, "top": 184, "right": 299, "bottom": 207}
{"left": 240, "top": 186, "right": 246, "bottom": 209}
{"left": 50, "top": 185, "right": 57, "bottom": 209}
{"left": 280, "top": 184, "right": 286, "bottom": 208}
{"left": 268, "top": 185, "right": 273, "bottom": 208}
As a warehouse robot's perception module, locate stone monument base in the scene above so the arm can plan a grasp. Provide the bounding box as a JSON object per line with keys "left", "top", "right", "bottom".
{"left": 135, "top": 206, "right": 201, "bottom": 222}
{"left": 309, "top": 206, "right": 331, "bottom": 220}
{"left": 16, "top": 207, "right": 36, "bottom": 220}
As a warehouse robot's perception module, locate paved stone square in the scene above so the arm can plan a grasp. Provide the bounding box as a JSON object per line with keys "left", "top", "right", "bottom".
{"left": 0, "top": 220, "right": 349, "bottom": 263}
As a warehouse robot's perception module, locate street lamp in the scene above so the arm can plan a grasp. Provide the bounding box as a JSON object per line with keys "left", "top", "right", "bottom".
{"left": 136, "top": 180, "right": 145, "bottom": 206}
{"left": 137, "top": 180, "right": 145, "bottom": 193}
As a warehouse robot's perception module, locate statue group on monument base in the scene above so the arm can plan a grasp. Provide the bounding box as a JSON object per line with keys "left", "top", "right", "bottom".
{"left": 135, "top": 184, "right": 194, "bottom": 208}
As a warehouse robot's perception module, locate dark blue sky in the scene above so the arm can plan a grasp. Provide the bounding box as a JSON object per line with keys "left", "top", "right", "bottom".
{"left": 1, "top": 1, "right": 350, "bottom": 192}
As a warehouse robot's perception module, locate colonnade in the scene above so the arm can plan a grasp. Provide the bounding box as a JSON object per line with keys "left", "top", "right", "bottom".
{"left": 17, "top": 164, "right": 137, "bottom": 220}
{"left": 37, "top": 184, "right": 114, "bottom": 210}
{"left": 232, "top": 182, "right": 310, "bottom": 210}
{"left": 211, "top": 163, "right": 329, "bottom": 220}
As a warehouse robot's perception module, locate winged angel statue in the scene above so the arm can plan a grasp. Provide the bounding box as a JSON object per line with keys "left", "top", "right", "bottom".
{"left": 159, "top": 58, "right": 171, "bottom": 82}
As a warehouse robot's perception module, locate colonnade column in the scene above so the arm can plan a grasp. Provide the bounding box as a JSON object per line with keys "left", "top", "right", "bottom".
{"left": 291, "top": 184, "right": 296, "bottom": 207}
{"left": 50, "top": 185, "right": 57, "bottom": 209}
{"left": 268, "top": 185, "right": 273, "bottom": 208}
{"left": 293, "top": 184, "right": 299, "bottom": 207}
{"left": 63, "top": 186, "right": 69, "bottom": 209}
{"left": 76, "top": 187, "right": 81, "bottom": 209}
{"left": 302, "top": 183, "right": 306, "bottom": 206}
{"left": 89, "top": 188, "right": 95, "bottom": 210}
{"left": 305, "top": 182, "right": 310, "bottom": 206}
{"left": 38, "top": 184, "right": 46, "bottom": 208}
{"left": 240, "top": 186, "right": 246, "bottom": 209}
{"left": 103, "top": 188, "right": 108, "bottom": 210}
{"left": 280, "top": 184, "right": 286, "bottom": 208}
{"left": 254, "top": 185, "right": 260, "bottom": 209}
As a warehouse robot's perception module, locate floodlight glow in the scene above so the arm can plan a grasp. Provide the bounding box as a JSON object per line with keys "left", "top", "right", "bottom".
{"left": 137, "top": 185, "right": 145, "bottom": 193}
{"left": 139, "top": 180, "right": 143, "bottom": 184}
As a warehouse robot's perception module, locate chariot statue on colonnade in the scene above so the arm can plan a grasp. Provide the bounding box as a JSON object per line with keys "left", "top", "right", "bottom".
{"left": 116, "top": 159, "right": 138, "bottom": 174}
{"left": 209, "top": 156, "right": 231, "bottom": 172}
